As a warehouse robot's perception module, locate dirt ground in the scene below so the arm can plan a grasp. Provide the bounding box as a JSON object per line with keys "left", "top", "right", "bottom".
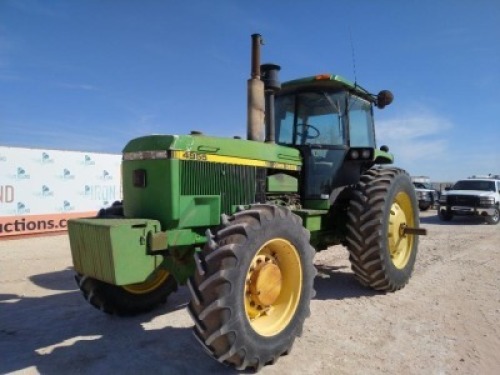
{"left": 1, "top": 210, "right": 499, "bottom": 375}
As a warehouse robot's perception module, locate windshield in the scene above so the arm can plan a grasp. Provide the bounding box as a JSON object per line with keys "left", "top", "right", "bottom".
{"left": 452, "top": 180, "right": 495, "bottom": 191}
{"left": 275, "top": 91, "right": 375, "bottom": 148}
{"left": 275, "top": 91, "right": 346, "bottom": 146}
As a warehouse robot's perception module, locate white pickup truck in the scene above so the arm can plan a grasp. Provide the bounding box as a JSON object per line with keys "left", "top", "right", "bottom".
{"left": 413, "top": 182, "right": 439, "bottom": 211}
{"left": 438, "top": 177, "right": 500, "bottom": 225}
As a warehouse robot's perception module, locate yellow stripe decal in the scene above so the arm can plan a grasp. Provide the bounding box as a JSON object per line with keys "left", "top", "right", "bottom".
{"left": 172, "top": 151, "right": 300, "bottom": 171}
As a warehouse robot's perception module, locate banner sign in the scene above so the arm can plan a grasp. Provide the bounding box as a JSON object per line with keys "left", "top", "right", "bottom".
{"left": 0, "top": 146, "right": 122, "bottom": 237}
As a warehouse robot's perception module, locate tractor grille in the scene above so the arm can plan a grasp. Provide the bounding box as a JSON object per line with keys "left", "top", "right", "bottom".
{"left": 447, "top": 195, "right": 479, "bottom": 206}
{"left": 180, "top": 160, "right": 256, "bottom": 214}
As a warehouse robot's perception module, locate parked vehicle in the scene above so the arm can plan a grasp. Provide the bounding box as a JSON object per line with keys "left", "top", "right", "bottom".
{"left": 413, "top": 181, "right": 439, "bottom": 211}
{"left": 438, "top": 177, "right": 500, "bottom": 225}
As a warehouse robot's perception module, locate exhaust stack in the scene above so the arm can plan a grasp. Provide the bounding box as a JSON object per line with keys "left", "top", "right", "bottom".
{"left": 247, "top": 34, "right": 265, "bottom": 142}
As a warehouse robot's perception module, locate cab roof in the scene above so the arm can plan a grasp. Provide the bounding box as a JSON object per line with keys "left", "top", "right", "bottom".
{"left": 281, "top": 74, "right": 374, "bottom": 103}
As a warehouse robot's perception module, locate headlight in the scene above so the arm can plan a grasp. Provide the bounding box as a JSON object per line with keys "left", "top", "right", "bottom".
{"left": 480, "top": 197, "right": 495, "bottom": 206}
{"left": 439, "top": 196, "right": 447, "bottom": 204}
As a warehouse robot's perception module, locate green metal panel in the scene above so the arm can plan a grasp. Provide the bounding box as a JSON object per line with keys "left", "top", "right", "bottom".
{"left": 303, "top": 199, "right": 330, "bottom": 210}
{"left": 267, "top": 173, "right": 298, "bottom": 193}
{"left": 68, "top": 218, "right": 162, "bottom": 285}
{"left": 122, "top": 159, "right": 180, "bottom": 229}
{"left": 292, "top": 209, "right": 328, "bottom": 232}
{"left": 123, "top": 134, "right": 302, "bottom": 167}
{"left": 374, "top": 149, "right": 394, "bottom": 164}
{"left": 165, "top": 229, "right": 206, "bottom": 247}
{"left": 179, "top": 195, "right": 220, "bottom": 227}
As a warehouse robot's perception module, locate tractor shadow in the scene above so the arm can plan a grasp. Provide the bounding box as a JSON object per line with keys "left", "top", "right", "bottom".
{"left": 0, "top": 269, "right": 238, "bottom": 375}
{"left": 1, "top": 264, "right": 381, "bottom": 374}
{"left": 313, "top": 264, "right": 379, "bottom": 300}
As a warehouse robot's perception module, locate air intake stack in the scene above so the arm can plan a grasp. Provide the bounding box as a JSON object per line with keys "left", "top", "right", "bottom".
{"left": 261, "top": 63, "right": 281, "bottom": 143}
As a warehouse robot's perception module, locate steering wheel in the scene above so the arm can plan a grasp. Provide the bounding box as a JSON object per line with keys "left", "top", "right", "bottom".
{"left": 296, "top": 123, "right": 320, "bottom": 141}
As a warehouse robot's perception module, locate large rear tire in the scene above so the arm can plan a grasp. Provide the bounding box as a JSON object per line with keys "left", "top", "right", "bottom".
{"left": 346, "top": 167, "right": 419, "bottom": 292}
{"left": 187, "top": 205, "right": 316, "bottom": 371}
{"left": 75, "top": 268, "right": 177, "bottom": 316}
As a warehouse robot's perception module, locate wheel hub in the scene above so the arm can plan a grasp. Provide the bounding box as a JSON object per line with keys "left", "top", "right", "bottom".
{"left": 387, "top": 192, "right": 415, "bottom": 269}
{"left": 244, "top": 238, "right": 302, "bottom": 337}
{"left": 249, "top": 262, "right": 282, "bottom": 306}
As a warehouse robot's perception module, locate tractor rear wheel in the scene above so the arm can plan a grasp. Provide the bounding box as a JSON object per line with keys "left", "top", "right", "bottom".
{"left": 75, "top": 268, "right": 177, "bottom": 316}
{"left": 346, "top": 167, "right": 419, "bottom": 292}
{"left": 187, "top": 204, "right": 316, "bottom": 371}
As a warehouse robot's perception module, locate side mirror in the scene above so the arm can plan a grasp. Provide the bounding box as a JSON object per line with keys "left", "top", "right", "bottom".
{"left": 377, "top": 90, "right": 394, "bottom": 109}
{"left": 380, "top": 145, "right": 389, "bottom": 152}
{"left": 445, "top": 187, "right": 451, "bottom": 191}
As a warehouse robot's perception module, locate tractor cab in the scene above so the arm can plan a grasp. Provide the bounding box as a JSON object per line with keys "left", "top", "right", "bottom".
{"left": 273, "top": 74, "right": 393, "bottom": 206}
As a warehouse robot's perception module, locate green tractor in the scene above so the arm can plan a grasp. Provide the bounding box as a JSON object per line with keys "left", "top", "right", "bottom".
{"left": 68, "top": 34, "right": 425, "bottom": 371}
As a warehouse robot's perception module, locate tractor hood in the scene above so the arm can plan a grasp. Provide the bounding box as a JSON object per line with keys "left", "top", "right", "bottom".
{"left": 123, "top": 134, "right": 302, "bottom": 169}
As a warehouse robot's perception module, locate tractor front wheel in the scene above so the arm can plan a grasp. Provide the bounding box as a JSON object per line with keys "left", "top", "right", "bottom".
{"left": 346, "top": 167, "right": 420, "bottom": 292}
{"left": 75, "top": 268, "right": 177, "bottom": 316}
{"left": 187, "top": 205, "right": 316, "bottom": 371}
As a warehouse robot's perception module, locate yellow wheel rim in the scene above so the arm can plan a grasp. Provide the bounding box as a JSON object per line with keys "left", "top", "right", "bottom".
{"left": 122, "top": 269, "right": 169, "bottom": 294}
{"left": 388, "top": 192, "right": 415, "bottom": 269}
{"left": 244, "top": 238, "right": 302, "bottom": 337}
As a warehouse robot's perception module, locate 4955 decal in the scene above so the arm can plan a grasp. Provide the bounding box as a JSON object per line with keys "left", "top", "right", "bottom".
{"left": 171, "top": 150, "right": 300, "bottom": 171}
{"left": 181, "top": 152, "right": 208, "bottom": 161}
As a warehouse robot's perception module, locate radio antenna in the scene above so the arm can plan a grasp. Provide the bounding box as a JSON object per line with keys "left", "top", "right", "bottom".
{"left": 349, "top": 28, "right": 358, "bottom": 87}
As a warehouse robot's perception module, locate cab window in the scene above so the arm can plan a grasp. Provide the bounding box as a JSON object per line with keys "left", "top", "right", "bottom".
{"left": 348, "top": 96, "right": 375, "bottom": 147}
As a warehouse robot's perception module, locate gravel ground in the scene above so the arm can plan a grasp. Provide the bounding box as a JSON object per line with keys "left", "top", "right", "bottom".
{"left": 1, "top": 211, "right": 499, "bottom": 374}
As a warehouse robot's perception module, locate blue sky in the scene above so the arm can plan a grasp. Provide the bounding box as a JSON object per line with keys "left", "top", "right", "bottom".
{"left": 1, "top": 0, "right": 499, "bottom": 182}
